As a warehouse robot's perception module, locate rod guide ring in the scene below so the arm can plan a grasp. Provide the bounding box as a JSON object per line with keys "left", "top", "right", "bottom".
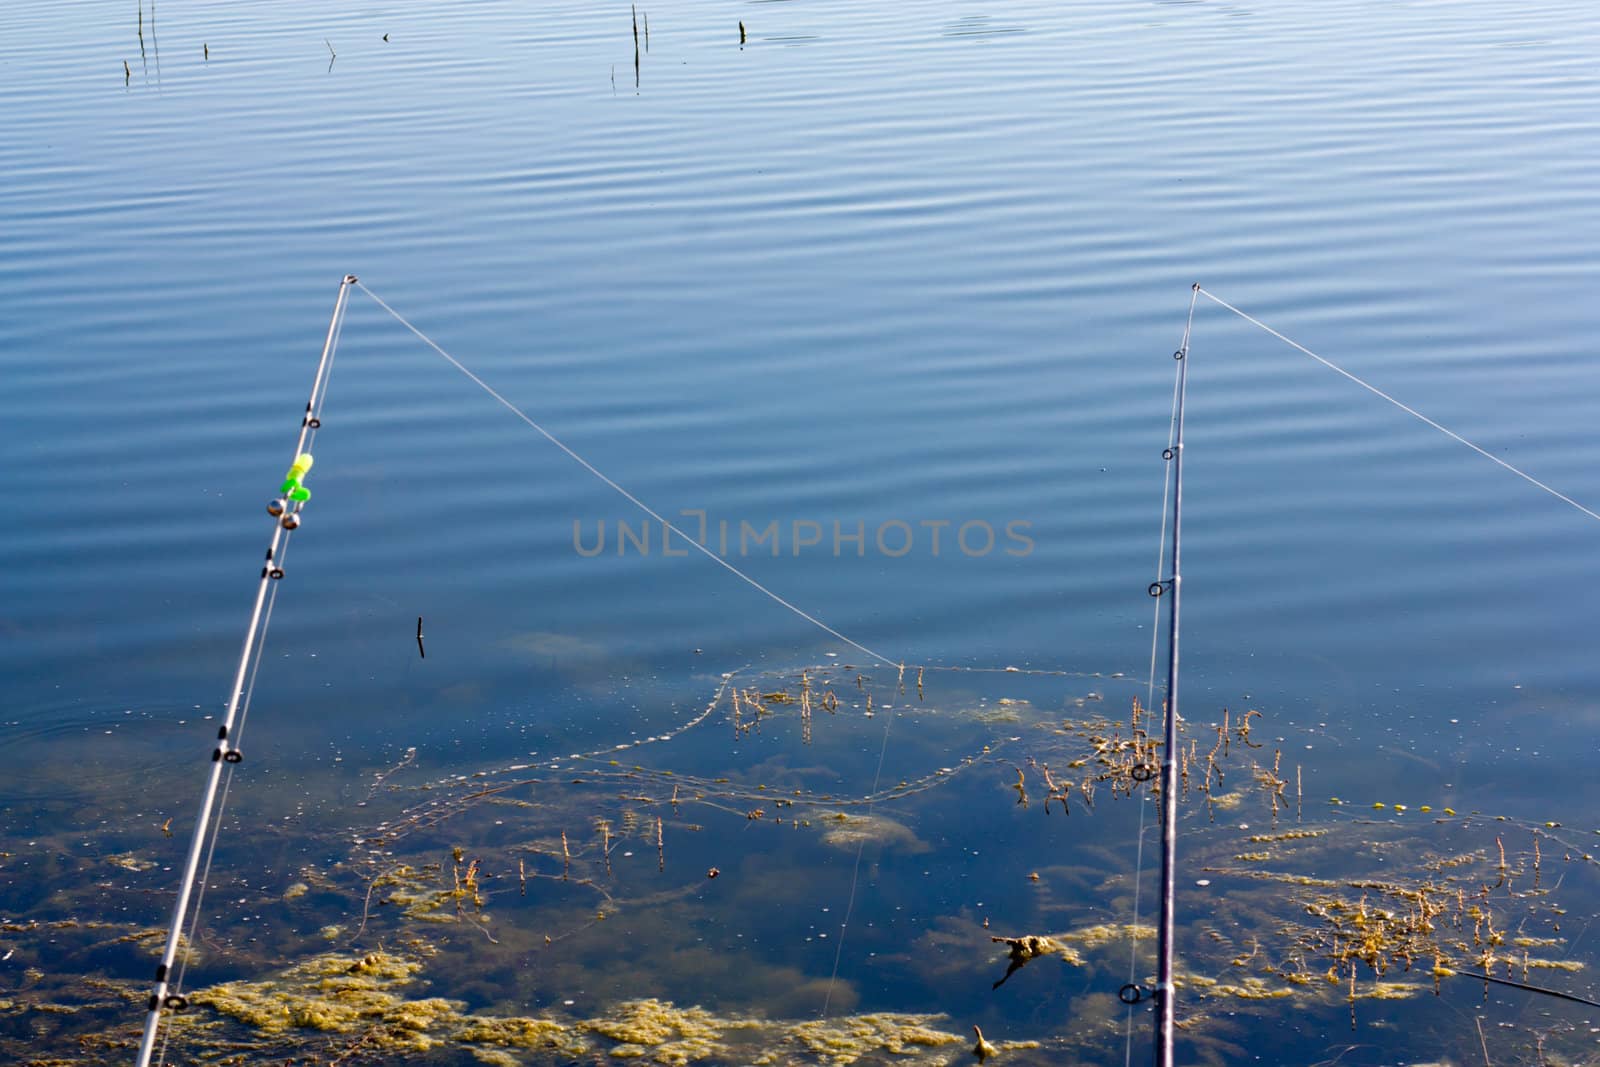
{"left": 1118, "top": 983, "right": 1145, "bottom": 1004}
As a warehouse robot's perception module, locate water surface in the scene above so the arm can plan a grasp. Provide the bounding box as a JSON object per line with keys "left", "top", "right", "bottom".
{"left": 3, "top": 0, "right": 1599, "bottom": 1063}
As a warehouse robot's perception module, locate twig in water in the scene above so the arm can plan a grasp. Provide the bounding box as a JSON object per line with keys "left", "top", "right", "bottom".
{"left": 325, "top": 38, "right": 336, "bottom": 58}
{"left": 352, "top": 864, "right": 404, "bottom": 942}
{"left": 1475, "top": 1015, "right": 1492, "bottom": 1067}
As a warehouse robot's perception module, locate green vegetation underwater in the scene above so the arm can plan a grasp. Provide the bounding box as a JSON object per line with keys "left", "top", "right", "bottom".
{"left": 7, "top": 656, "right": 1600, "bottom": 1065}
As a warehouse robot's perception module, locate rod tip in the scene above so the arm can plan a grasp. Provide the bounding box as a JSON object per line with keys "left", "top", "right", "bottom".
{"left": 344, "top": 274, "right": 359, "bottom": 284}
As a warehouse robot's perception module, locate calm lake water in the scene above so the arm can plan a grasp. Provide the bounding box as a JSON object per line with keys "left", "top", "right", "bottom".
{"left": 4, "top": 0, "right": 1600, "bottom": 1063}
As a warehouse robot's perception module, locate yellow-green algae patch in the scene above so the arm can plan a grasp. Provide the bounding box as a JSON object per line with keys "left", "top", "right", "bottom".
{"left": 818, "top": 813, "right": 930, "bottom": 853}
{"left": 782, "top": 1013, "right": 964, "bottom": 1065}
{"left": 184, "top": 950, "right": 978, "bottom": 1066}
{"left": 1061, "top": 922, "right": 1156, "bottom": 951}
{"left": 192, "top": 951, "right": 433, "bottom": 1038}
{"left": 972, "top": 700, "right": 1030, "bottom": 725}
{"left": 587, "top": 998, "right": 738, "bottom": 1064}
{"left": 1245, "top": 829, "right": 1328, "bottom": 844}
{"left": 1525, "top": 958, "right": 1584, "bottom": 972}
{"left": 460, "top": 1012, "right": 590, "bottom": 1059}
{"left": 1355, "top": 981, "right": 1423, "bottom": 1001}
{"left": 190, "top": 949, "right": 593, "bottom": 1059}
{"left": 1206, "top": 790, "right": 1248, "bottom": 811}
{"left": 1182, "top": 975, "right": 1295, "bottom": 1001}
{"left": 368, "top": 863, "right": 470, "bottom": 923}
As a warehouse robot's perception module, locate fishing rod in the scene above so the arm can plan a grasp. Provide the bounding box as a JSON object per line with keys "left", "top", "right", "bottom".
{"left": 1152, "top": 286, "right": 1194, "bottom": 1067}
{"left": 134, "top": 274, "right": 356, "bottom": 1067}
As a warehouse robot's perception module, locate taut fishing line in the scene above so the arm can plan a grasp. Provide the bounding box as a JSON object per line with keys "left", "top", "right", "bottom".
{"left": 355, "top": 282, "right": 902, "bottom": 671}
{"left": 1195, "top": 287, "right": 1600, "bottom": 526}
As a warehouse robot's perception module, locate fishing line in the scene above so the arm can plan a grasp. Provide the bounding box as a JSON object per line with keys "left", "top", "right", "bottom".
{"left": 1195, "top": 288, "right": 1600, "bottom": 525}
{"left": 356, "top": 282, "right": 900, "bottom": 670}
{"left": 819, "top": 701, "right": 895, "bottom": 1019}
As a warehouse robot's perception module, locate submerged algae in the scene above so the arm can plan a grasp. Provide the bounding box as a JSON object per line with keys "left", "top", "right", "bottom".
{"left": 192, "top": 951, "right": 429, "bottom": 1037}
{"left": 819, "top": 812, "right": 930, "bottom": 853}
{"left": 588, "top": 998, "right": 747, "bottom": 1064}
{"left": 177, "top": 947, "right": 983, "bottom": 1066}
{"left": 782, "top": 1013, "right": 964, "bottom": 1065}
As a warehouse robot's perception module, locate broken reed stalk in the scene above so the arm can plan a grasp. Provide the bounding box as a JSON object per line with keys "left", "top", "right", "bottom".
{"left": 800, "top": 671, "right": 813, "bottom": 743}
{"left": 632, "top": 4, "right": 640, "bottom": 86}
{"left": 656, "top": 815, "right": 665, "bottom": 872}
{"left": 562, "top": 830, "right": 571, "bottom": 880}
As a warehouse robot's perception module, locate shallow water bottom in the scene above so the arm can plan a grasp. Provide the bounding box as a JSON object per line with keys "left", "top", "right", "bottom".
{"left": 3, "top": 665, "right": 1598, "bottom": 1066}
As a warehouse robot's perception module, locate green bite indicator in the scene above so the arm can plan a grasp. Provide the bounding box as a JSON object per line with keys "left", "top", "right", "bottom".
{"left": 280, "top": 453, "right": 314, "bottom": 502}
